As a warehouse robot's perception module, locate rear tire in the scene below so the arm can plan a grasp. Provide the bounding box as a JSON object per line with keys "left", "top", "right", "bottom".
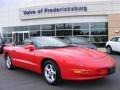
{"left": 106, "top": 46, "right": 112, "bottom": 54}
{"left": 5, "top": 54, "right": 14, "bottom": 70}
{"left": 43, "top": 60, "right": 61, "bottom": 85}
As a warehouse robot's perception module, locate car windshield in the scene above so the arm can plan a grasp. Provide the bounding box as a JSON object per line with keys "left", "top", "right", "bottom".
{"left": 70, "top": 37, "right": 89, "bottom": 44}
{"left": 32, "top": 37, "right": 69, "bottom": 49}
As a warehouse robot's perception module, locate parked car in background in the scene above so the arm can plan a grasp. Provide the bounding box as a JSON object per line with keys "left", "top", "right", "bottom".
{"left": 62, "top": 36, "right": 97, "bottom": 50}
{"left": 106, "top": 36, "right": 120, "bottom": 54}
{"left": 0, "top": 38, "right": 5, "bottom": 54}
{"left": 3, "top": 37, "right": 115, "bottom": 85}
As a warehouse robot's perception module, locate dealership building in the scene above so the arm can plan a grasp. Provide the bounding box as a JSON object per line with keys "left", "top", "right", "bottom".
{"left": 0, "top": 0, "right": 120, "bottom": 47}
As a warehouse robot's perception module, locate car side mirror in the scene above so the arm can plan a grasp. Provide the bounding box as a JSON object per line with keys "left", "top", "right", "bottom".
{"left": 24, "top": 45, "right": 35, "bottom": 52}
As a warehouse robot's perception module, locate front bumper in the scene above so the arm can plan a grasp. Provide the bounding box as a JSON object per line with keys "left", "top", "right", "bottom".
{"left": 62, "top": 66, "right": 115, "bottom": 80}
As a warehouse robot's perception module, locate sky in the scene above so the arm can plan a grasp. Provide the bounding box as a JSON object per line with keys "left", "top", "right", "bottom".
{"left": 0, "top": 0, "right": 112, "bottom": 7}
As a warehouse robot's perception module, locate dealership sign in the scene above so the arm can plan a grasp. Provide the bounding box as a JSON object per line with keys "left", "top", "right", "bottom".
{"left": 19, "top": 3, "right": 87, "bottom": 20}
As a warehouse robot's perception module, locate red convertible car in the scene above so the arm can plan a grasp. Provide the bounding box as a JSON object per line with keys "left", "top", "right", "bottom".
{"left": 3, "top": 37, "right": 115, "bottom": 85}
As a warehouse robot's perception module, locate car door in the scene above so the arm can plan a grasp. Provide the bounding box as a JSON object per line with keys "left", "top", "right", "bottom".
{"left": 114, "top": 37, "right": 120, "bottom": 52}
{"left": 11, "top": 40, "right": 38, "bottom": 71}
{"left": 109, "top": 37, "right": 118, "bottom": 51}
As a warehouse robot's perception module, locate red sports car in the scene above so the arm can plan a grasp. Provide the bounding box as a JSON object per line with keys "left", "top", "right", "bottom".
{"left": 3, "top": 37, "right": 115, "bottom": 85}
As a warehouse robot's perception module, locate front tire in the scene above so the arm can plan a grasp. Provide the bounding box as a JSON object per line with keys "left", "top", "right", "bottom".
{"left": 5, "top": 54, "right": 14, "bottom": 70}
{"left": 43, "top": 60, "right": 61, "bottom": 85}
{"left": 106, "top": 46, "right": 112, "bottom": 54}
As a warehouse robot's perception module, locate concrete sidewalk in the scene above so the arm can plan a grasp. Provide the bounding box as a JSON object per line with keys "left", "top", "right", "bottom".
{"left": 98, "top": 48, "right": 106, "bottom": 52}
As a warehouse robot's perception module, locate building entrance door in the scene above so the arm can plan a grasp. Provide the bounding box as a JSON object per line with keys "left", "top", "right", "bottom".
{"left": 12, "top": 31, "right": 30, "bottom": 44}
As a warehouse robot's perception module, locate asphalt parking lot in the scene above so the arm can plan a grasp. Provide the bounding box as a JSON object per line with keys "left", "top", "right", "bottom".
{"left": 0, "top": 53, "right": 120, "bottom": 90}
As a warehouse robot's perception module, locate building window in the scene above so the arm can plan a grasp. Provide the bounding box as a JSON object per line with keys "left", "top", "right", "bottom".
{"left": 21, "top": 26, "right": 29, "bottom": 31}
{"left": 56, "top": 24, "right": 72, "bottom": 37}
{"left": 42, "top": 24, "right": 55, "bottom": 30}
{"left": 2, "top": 27, "right": 14, "bottom": 33}
{"left": 30, "top": 31, "right": 40, "bottom": 37}
{"left": 73, "top": 23, "right": 89, "bottom": 41}
{"left": 4, "top": 37, "right": 12, "bottom": 43}
{"left": 29, "top": 25, "right": 40, "bottom": 31}
{"left": 91, "top": 22, "right": 107, "bottom": 29}
{"left": 73, "top": 23, "right": 89, "bottom": 29}
{"left": 56, "top": 30, "right": 72, "bottom": 36}
{"left": 41, "top": 24, "right": 55, "bottom": 36}
{"left": 90, "top": 22, "right": 108, "bottom": 47}
{"left": 56, "top": 24, "right": 72, "bottom": 29}
{"left": 2, "top": 22, "right": 108, "bottom": 47}
{"left": 3, "top": 33, "right": 12, "bottom": 37}
{"left": 73, "top": 30, "right": 89, "bottom": 35}
{"left": 91, "top": 28, "right": 108, "bottom": 35}
{"left": 42, "top": 31, "right": 55, "bottom": 36}
{"left": 14, "top": 26, "right": 22, "bottom": 31}
{"left": 90, "top": 35, "right": 108, "bottom": 42}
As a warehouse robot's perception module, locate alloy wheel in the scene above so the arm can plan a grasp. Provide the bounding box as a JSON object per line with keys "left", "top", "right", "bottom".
{"left": 44, "top": 64, "right": 57, "bottom": 83}
{"left": 5, "top": 54, "right": 14, "bottom": 69}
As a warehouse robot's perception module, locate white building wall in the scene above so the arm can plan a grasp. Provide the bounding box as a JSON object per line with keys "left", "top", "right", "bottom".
{"left": 0, "top": 0, "right": 120, "bottom": 28}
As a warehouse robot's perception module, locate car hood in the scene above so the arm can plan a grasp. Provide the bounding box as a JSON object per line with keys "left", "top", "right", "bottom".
{"left": 40, "top": 47, "right": 115, "bottom": 68}
{"left": 41, "top": 47, "right": 107, "bottom": 59}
